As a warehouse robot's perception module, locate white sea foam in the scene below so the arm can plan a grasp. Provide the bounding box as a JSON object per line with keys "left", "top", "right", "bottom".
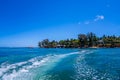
{"left": 0, "top": 51, "right": 84, "bottom": 80}
{"left": 73, "top": 50, "right": 119, "bottom": 80}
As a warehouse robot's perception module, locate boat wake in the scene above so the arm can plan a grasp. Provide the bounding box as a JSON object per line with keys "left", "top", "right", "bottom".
{"left": 73, "top": 50, "right": 120, "bottom": 80}
{"left": 0, "top": 51, "right": 82, "bottom": 80}
{"left": 1, "top": 49, "right": 117, "bottom": 80}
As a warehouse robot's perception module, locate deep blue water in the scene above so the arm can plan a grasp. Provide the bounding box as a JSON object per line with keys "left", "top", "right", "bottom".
{"left": 0, "top": 48, "right": 120, "bottom": 80}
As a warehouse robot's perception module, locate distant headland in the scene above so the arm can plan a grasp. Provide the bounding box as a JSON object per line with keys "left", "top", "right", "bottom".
{"left": 38, "top": 32, "right": 120, "bottom": 48}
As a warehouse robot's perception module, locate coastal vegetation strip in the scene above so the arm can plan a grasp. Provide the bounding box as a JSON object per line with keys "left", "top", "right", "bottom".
{"left": 38, "top": 32, "right": 120, "bottom": 48}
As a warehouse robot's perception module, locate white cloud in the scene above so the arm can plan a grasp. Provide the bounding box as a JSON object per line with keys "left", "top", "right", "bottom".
{"left": 94, "top": 15, "right": 104, "bottom": 21}
{"left": 78, "top": 15, "right": 104, "bottom": 25}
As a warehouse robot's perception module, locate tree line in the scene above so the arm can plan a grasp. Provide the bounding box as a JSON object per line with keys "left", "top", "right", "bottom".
{"left": 38, "top": 32, "right": 120, "bottom": 48}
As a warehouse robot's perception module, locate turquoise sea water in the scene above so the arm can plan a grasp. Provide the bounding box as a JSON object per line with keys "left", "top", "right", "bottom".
{"left": 0, "top": 48, "right": 120, "bottom": 80}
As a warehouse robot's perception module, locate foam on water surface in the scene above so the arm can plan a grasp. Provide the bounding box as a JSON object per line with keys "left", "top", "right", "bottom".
{"left": 0, "top": 50, "right": 83, "bottom": 80}
{"left": 1, "top": 49, "right": 119, "bottom": 80}
{"left": 73, "top": 50, "right": 120, "bottom": 80}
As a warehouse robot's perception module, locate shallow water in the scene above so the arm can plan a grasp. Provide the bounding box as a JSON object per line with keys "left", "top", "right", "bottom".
{"left": 0, "top": 48, "right": 120, "bottom": 80}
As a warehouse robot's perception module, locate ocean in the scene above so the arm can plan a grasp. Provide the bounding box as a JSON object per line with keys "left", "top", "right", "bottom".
{"left": 0, "top": 48, "right": 120, "bottom": 80}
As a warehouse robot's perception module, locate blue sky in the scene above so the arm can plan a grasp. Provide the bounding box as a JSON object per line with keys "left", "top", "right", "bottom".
{"left": 0, "top": 0, "right": 120, "bottom": 47}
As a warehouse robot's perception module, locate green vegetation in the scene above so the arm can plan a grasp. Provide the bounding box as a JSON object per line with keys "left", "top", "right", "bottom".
{"left": 38, "top": 32, "right": 120, "bottom": 48}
